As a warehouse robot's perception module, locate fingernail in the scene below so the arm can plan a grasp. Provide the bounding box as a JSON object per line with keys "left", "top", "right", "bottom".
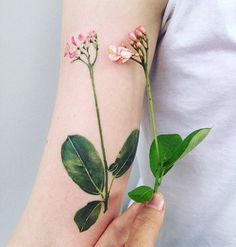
{"left": 146, "top": 193, "right": 165, "bottom": 211}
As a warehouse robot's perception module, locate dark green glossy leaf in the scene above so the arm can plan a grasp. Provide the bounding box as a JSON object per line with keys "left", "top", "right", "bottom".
{"left": 108, "top": 162, "right": 118, "bottom": 172}
{"left": 128, "top": 185, "right": 153, "bottom": 203}
{"left": 61, "top": 135, "right": 104, "bottom": 195}
{"left": 149, "top": 134, "right": 183, "bottom": 177}
{"left": 108, "top": 129, "right": 139, "bottom": 178}
{"left": 163, "top": 128, "right": 211, "bottom": 175}
{"left": 74, "top": 201, "right": 102, "bottom": 232}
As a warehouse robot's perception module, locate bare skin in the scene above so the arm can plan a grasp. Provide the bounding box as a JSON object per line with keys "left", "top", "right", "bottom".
{"left": 8, "top": 1, "right": 168, "bottom": 246}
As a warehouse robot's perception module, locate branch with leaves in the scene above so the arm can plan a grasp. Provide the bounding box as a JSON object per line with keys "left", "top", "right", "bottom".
{"left": 62, "top": 31, "right": 139, "bottom": 232}
{"left": 108, "top": 25, "right": 211, "bottom": 203}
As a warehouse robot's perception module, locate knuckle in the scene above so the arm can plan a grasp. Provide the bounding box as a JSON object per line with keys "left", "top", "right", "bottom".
{"left": 135, "top": 212, "right": 158, "bottom": 228}
{"left": 110, "top": 220, "right": 128, "bottom": 236}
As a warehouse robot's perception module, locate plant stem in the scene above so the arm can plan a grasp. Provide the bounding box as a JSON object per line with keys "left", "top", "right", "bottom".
{"left": 143, "top": 65, "right": 161, "bottom": 193}
{"left": 88, "top": 65, "right": 109, "bottom": 212}
{"left": 108, "top": 177, "right": 115, "bottom": 195}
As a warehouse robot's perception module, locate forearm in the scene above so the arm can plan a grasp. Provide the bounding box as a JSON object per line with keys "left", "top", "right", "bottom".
{"left": 8, "top": 1, "right": 167, "bottom": 246}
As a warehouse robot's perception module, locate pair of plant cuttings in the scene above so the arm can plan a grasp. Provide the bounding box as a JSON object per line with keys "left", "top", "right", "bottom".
{"left": 108, "top": 25, "right": 211, "bottom": 203}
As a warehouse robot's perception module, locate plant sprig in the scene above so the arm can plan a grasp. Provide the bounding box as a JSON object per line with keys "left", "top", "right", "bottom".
{"left": 108, "top": 25, "right": 211, "bottom": 202}
{"left": 62, "top": 31, "right": 140, "bottom": 231}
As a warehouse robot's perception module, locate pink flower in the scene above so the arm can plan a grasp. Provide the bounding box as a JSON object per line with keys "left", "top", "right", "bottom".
{"left": 64, "top": 42, "right": 77, "bottom": 59}
{"left": 128, "top": 32, "right": 137, "bottom": 42}
{"left": 136, "top": 25, "right": 146, "bottom": 34}
{"left": 108, "top": 45, "right": 133, "bottom": 64}
{"left": 71, "top": 36, "right": 77, "bottom": 46}
{"left": 136, "top": 42, "right": 142, "bottom": 48}
{"left": 69, "top": 51, "right": 77, "bottom": 59}
{"left": 78, "top": 34, "right": 85, "bottom": 41}
{"left": 89, "top": 30, "right": 96, "bottom": 36}
{"left": 86, "top": 30, "right": 96, "bottom": 41}
{"left": 64, "top": 43, "right": 70, "bottom": 57}
{"left": 135, "top": 29, "right": 143, "bottom": 37}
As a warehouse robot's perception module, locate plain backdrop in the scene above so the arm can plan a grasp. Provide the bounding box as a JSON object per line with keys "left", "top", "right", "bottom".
{"left": 0, "top": 1, "right": 139, "bottom": 245}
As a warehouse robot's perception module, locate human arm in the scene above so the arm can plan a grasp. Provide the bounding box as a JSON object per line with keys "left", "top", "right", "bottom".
{"left": 8, "top": 0, "right": 168, "bottom": 246}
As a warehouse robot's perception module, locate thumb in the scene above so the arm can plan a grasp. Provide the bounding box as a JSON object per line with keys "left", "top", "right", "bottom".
{"left": 126, "top": 193, "right": 165, "bottom": 247}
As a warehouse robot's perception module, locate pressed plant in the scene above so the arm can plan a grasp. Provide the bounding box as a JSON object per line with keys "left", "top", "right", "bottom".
{"left": 62, "top": 31, "right": 139, "bottom": 231}
{"left": 108, "top": 25, "right": 211, "bottom": 202}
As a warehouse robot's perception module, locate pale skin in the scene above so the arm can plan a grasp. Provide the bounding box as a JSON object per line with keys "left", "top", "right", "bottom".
{"left": 8, "top": 0, "right": 168, "bottom": 246}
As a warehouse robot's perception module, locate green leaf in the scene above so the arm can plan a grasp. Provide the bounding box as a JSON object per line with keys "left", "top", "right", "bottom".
{"left": 163, "top": 128, "right": 211, "bottom": 175}
{"left": 61, "top": 135, "right": 104, "bottom": 195}
{"left": 149, "top": 134, "right": 183, "bottom": 177}
{"left": 108, "top": 162, "right": 118, "bottom": 172}
{"left": 74, "top": 201, "right": 102, "bottom": 232}
{"left": 128, "top": 185, "right": 153, "bottom": 203}
{"left": 108, "top": 129, "right": 139, "bottom": 178}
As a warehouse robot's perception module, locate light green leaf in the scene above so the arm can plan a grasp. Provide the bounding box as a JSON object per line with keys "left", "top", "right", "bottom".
{"left": 149, "top": 134, "right": 183, "bottom": 177}
{"left": 108, "top": 129, "right": 139, "bottom": 178}
{"left": 61, "top": 135, "right": 104, "bottom": 195}
{"left": 128, "top": 185, "right": 153, "bottom": 203}
{"left": 74, "top": 201, "right": 102, "bottom": 232}
{"left": 163, "top": 128, "right": 211, "bottom": 175}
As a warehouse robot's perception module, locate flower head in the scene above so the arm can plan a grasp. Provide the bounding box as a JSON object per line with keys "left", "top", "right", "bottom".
{"left": 108, "top": 25, "right": 148, "bottom": 66}
{"left": 108, "top": 45, "right": 133, "bottom": 64}
{"left": 136, "top": 25, "right": 146, "bottom": 34}
{"left": 64, "top": 41, "right": 78, "bottom": 60}
{"left": 78, "top": 34, "right": 85, "bottom": 42}
{"left": 64, "top": 30, "right": 98, "bottom": 64}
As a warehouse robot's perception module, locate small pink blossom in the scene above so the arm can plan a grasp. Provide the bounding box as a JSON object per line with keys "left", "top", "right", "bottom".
{"left": 108, "top": 45, "right": 133, "bottom": 64}
{"left": 69, "top": 51, "right": 77, "bottom": 59}
{"left": 64, "top": 43, "right": 70, "bottom": 57}
{"left": 78, "top": 34, "right": 85, "bottom": 41}
{"left": 135, "top": 29, "right": 143, "bottom": 37}
{"left": 71, "top": 36, "right": 77, "bottom": 46}
{"left": 128, "top": 32, "right": 137, "bottom": 42}
{"left": 136, "top": 25, "right": 146, "bottom": 34}
{"left": 86, "top": 30, "right": 96, "bottom": 41}
{"left": 89, "top": 30, "right": 96, "bottom": 36}
{"left": 136, "top": 42, "right": 142, "bottom": 48}
{"left": 64, "top": 42, "right": 77, "bottom": 59}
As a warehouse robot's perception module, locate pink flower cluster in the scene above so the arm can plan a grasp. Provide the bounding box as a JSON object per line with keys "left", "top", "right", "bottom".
{"left": 108, "top": 25, "right": 147, "bottom": 64}
{"left": 64, "top": 30, "right": 98, "bottom": 62}
{"left": 108, "top": 46, "right": 133, "bottom": 64}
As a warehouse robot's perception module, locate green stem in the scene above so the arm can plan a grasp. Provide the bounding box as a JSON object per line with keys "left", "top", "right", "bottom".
{"left": 108, "top": 177, "right": 115, "bottom": 195}
{"left": 143, "top": 65, "right": 161, "bottom": 193}
{"left": 88, "top": 65, "right": 109, "bottom": 212}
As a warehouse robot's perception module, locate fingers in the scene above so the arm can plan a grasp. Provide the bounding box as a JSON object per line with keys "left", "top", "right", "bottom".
{"left": 125, "top": 193, "right": 165, "bottom": 247}
{"left": 95, "top": 202, "right": 143, "bottom": 247}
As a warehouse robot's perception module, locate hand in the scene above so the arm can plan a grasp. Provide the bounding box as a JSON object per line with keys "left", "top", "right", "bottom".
{"left": 95, "top": 193, "right": 165, "bottom": 247}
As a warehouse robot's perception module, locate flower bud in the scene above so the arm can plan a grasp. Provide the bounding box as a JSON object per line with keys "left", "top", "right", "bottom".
{"left": 136, "top": 25, "right": 146, "bottom": 34}
{"left": 69, "top": 51, "right": 76, "bottom": 59}
{"left": 71, "top": 36, "right": 77, "bottom": 46}
{"left": 135, "top": 29, "right": 143, "bottom": 37}
{"left": 128, "top": 32, "right": 137, "bottom": 41}
{"left": 136, "top": 42, "right": 142, "bottom": 48}
{"left": 78, "top": 34, "right": 85, "bottom": 41}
